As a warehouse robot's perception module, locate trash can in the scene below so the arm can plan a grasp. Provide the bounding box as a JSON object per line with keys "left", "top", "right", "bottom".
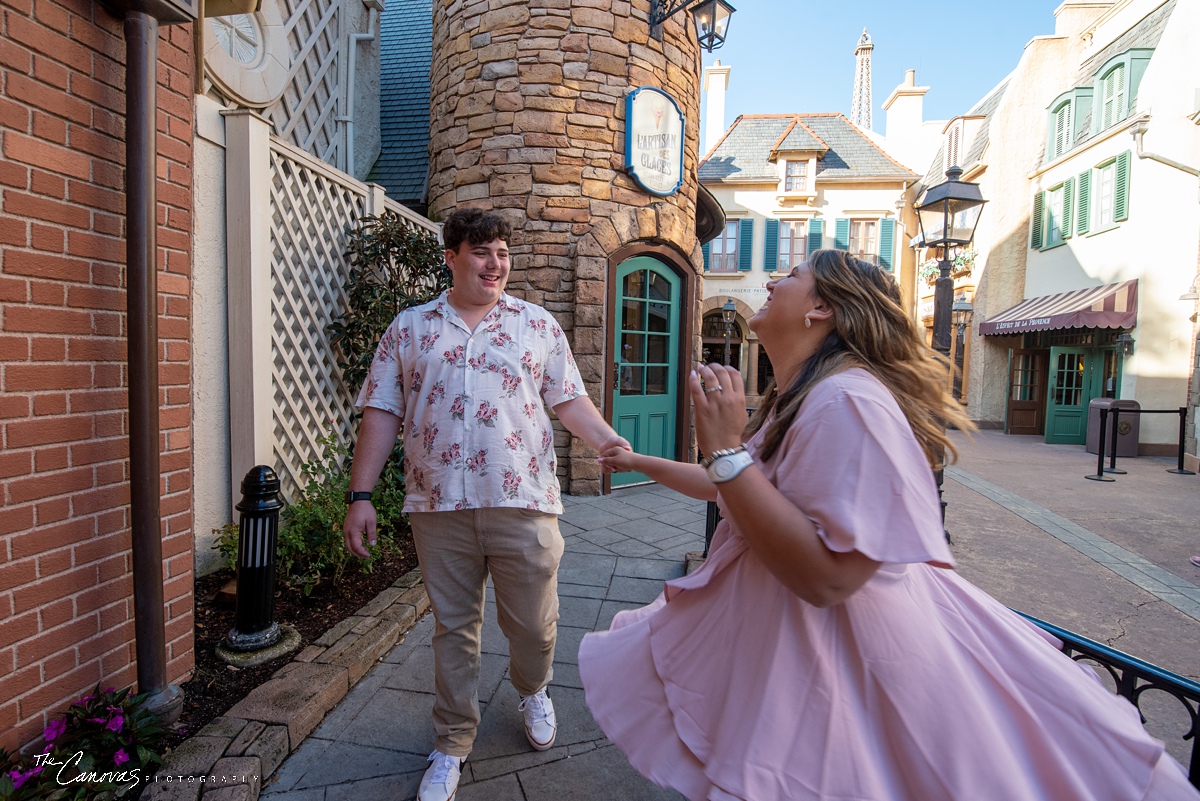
{"left": 1086, "top": 398, "right": 1140, "bottom": 457}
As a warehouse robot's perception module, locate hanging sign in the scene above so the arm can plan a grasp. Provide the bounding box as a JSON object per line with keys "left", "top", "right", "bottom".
{"left": 625, "top": 86, "right": 685, "bottom": 197}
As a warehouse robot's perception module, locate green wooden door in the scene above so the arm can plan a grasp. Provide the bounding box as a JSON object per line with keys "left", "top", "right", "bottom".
{"left": 612, "top": 257, "right": 680, "bottom": 487}
{"left": 1045, "top": 346, "right": 1092, "bottom": 444}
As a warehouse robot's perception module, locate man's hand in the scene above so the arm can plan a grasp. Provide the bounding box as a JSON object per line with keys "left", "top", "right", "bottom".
{"left": 343, "top": 500, "right": 377, "bottom": 559}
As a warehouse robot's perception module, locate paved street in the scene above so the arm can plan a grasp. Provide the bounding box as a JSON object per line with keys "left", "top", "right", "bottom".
{"left": 261, "top": 431, "right": 1200, "bottom": 800}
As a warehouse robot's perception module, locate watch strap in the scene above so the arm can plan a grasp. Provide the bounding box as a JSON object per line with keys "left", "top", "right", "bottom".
{"left": 345, "top": 490, "right": 373, "bottom": 503}
{"left": 705, "top": 449, "right": 754, "bottom": 483}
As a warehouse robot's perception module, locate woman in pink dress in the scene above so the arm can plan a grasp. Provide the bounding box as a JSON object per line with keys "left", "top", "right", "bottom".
{"left": 585, "top": 250, "right": 1198, "bottom": 801}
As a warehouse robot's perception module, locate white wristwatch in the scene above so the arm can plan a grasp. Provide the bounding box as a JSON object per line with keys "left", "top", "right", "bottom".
{"left": 705, "top": 448, "right": 754, "bottom": 483}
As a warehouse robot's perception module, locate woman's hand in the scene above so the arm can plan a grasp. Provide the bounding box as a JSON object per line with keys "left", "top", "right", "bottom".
{"left": 691, "top": 363, "right": 748, "bottom": 458}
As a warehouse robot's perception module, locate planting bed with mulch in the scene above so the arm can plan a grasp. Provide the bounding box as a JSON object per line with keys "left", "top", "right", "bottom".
{"left": 164, "top": 548, "right": 419, "bottom": 754}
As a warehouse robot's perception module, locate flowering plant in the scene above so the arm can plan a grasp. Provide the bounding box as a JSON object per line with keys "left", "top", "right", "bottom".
{"left": 1, "top": 685, "right": 166, "bottom": 800}
{"left": 920, "top": 249, "right": 978, "bottom": 284}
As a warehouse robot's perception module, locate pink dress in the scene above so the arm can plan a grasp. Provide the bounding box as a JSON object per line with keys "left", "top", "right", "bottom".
{"left": 579, "top": 369, "right": 1197, "bottom": 801}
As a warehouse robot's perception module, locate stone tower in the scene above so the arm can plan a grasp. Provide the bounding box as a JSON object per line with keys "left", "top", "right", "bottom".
{"left": 428, "top": 0, "right": 707, "bottom": 495}
{"left": 851, "top": 28, "right": 873, "bottom": 130}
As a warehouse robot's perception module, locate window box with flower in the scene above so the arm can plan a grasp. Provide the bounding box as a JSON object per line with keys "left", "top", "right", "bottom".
{"left": 920, "top": 249, "right": 977, "bottom": 285}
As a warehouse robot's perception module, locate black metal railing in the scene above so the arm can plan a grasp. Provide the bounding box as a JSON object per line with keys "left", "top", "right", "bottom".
{"left": 1017, "top": 611, "right": 1200, "bottom": 789}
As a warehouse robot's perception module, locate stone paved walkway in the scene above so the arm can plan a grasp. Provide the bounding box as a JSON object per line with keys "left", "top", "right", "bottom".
{"left": 260, "top": 434, "right": 1200, "bottom": 800}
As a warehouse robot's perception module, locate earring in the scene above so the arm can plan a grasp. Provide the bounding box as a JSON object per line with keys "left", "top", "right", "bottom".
{"left": 804, "top": 316, "right": 812, "bottom": 329}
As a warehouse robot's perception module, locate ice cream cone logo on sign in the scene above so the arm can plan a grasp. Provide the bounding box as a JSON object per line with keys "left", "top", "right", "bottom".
{"left": 626, "top": 86, "right": 684, "bottom": 197}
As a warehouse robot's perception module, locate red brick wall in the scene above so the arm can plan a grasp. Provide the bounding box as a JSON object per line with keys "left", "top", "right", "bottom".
{"left": 0, "top": 0, "right": 195, "bottom": 751}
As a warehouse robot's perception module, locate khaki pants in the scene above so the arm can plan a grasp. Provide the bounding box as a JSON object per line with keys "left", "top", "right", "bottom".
{"left": 409, "top": 507, "right": 564, "bottom": 757}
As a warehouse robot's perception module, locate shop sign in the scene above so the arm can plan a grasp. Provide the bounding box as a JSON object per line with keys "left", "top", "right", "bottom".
{"left": 625, "top": 86, "right": 684, "bottom": 197}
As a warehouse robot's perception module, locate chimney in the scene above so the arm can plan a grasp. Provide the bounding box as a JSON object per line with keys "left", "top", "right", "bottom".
{"left": 883, "top": 68, "right": 928, "bottom": 142}
{"left": 702, "top": 60, "right": 731, "bottom": 156}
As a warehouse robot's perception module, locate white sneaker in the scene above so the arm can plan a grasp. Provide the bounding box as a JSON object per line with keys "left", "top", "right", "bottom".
{"left": 418, "top": 750, "right": 464, "bottom": 801}
{"left": 518, "top": 688, "right": 557, "bottom": 751}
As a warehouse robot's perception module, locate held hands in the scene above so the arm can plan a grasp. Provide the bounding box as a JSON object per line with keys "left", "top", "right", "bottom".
{"left": 343, "top": 501, "right": 377, "bottom": 559}
{"left": 595, "top": 433, "right": 632, "bottom": 474}
{"left": 691, "top": 363, "right": 747, "bottom": 458}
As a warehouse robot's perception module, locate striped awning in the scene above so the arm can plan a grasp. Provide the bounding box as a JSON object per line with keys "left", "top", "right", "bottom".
{"left": 979, "top": 280, "right": 1138, "bottom": 336}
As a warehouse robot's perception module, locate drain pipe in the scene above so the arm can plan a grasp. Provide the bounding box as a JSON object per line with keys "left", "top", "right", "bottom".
{"left": 124, "top": 9, "right": 183, "bottom": 722}
{"left": 1128, "top": 115, "right": 1200, "bottom": 201}
{"left": 340, "top": 0, "right": 381, "bottom": 177}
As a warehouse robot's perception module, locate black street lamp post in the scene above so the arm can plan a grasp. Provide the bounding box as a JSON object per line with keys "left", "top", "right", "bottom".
{"left": 649, "top": 0, "right": 735, "bottom": 51}
{"left": 721, "top": 299, "right": 736, "bottom": 366}
{"left": 914, "top": 166, "right": 987, "bottom": 536}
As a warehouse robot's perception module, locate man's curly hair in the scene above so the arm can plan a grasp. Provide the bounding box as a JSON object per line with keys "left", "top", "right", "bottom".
{"left": 442, "top": 208, "right": 512, "bottom": 251}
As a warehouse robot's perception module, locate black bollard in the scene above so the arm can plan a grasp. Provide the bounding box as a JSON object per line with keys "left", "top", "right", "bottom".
{"left": 225, "top": 465, "right": 284, "bottom": 652}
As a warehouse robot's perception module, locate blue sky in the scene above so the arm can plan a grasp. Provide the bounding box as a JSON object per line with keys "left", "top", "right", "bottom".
{"left": 699, "top": 0, "right": 1061, "bottom": 141}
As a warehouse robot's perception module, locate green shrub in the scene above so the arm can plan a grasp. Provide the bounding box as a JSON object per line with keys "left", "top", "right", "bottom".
{"left": 327, "top": 213, "right": 449, "bottom": 392}
{"left": 213, "top": 430, "right": 407, "bottom": 595}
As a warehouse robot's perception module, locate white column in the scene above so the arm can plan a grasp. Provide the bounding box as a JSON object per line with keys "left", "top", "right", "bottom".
{"left": 222, "top": 109, "right": 275, "bottom": 497}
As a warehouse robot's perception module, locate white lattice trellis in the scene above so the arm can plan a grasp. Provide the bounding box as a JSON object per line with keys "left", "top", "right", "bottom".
{"left": 267, "top": 134, "right": 438, "bottom": 499}
{"left": 271, "top": 0, "right": 345, "bottom": 167}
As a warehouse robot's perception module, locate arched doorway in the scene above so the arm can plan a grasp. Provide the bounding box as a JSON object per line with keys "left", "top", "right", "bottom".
{"left": 611, "top": 256, "right": 683, "bottom": 487}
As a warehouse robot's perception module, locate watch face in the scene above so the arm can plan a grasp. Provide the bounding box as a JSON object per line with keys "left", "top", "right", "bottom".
{"left": 713, "top": 459, "right": 735, "bottom": 479}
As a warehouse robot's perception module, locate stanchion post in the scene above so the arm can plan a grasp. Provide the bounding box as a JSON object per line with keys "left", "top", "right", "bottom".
{"left": 1087, "top": 407, "right": 1115, "bottom": 482}
{"left": 1168, "top": 406, "right": 1196, "bottom": 475}
{"left": 1106, "top": 407, "right": 1127, "bottom": 475}
{"left": 225, "top": 465, "right": 284, "bottom": 651}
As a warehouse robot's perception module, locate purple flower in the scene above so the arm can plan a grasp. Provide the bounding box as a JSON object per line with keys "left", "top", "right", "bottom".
{"left": 43, "top": 719, "right": 67, "bottom": 742}
{"left": 113, "top": 749, "right": 129, "bottom": 766}
{"left": 8, "top": 769, "right": 25, "bottom": 789}
{"left": 75, "top": 695, "right": 95, "bottom": 706}
{"left": 105, "top": 715, "right": 124, "bottom": 732}
{"left": 87, "top": 717, "right": 108, "bottom": 725}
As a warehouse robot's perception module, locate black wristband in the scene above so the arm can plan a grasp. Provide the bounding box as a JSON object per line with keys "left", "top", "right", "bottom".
{"left": 344, "top": 490, "right": 373, "bottom": 504}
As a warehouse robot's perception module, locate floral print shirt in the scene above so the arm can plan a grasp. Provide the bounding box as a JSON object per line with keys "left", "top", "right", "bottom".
{"left": 356, "top": 291, "right": 586, "bottom": 513}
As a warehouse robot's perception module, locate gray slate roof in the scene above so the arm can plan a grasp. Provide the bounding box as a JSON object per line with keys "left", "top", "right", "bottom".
{"left": 368, "top": 0, "right": 433, "bottom": 208}
{"left": 699, "top": 114, "right": 915, "bottom": 184}
{"left": 921, "top": 77, "right": 1011, "bottom": 189}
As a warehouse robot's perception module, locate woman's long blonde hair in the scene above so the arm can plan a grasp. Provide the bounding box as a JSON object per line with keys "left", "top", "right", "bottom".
{"left": 747, "top": 249, "right": 974, "bottom": 467}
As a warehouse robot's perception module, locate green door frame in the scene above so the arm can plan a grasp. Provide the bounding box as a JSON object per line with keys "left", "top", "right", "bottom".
{"left": 1045, "top": 345, "right": 1116, "bottom": 444}
{"left": 604, "top": 244, "right": 696, "bottom": 492}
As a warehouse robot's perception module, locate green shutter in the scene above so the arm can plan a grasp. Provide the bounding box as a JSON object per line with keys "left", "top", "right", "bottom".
{"left": 807, "top": 218, "right": 824, "bottom": 254}
{"left": 1114, "top": 150, "right": 1130, "bottom": 222}
{"left": 738, "top": 218, "right": 754, "bottom": 271}
{"left": 1031, "top": 191, "right": 1044, "bottom": 249}
{"left": 878, "top": 218, "right": 895, "bottom": 271}
{"left": 763, "top": 218, "right": 779, "bottom": 273}
{"left": 1076, "top": 170, "right": 1091, "bottom": 235}
{"left": 702, "top": 241, "right": 711, "bottom": 271}
{"left": 1061, "top": 177, "right": 1074, "bottom": 238}
{"left": 834, "top": 218, "right": 850, "bottom": 250}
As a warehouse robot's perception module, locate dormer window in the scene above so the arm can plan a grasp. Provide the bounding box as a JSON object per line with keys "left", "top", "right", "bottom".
{"left": 785, "top": 160, "right": 808, "bottom": 192}
{"left": 944, "top": 122, "right": 961, "bottom": 171}
{"left": 1049, "top": 101, "right": 1072, "bottom": 160}
{"left": 1091, "top": 48, "right": 1153, "bottom": 134}
{"left": 1098, "top": 63, "right": 1125, "bottom": 129}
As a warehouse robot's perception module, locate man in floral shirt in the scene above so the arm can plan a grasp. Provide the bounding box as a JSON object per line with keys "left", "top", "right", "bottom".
{"left": 343, "top": 208, "right": 629, "bottom": 801}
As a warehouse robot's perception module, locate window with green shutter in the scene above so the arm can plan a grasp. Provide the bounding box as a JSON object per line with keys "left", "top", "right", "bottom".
{"left": 1030, "top": 191, "right": 1044, "bottom": 249}
{"left": 738, "top": 218, "right": 755, "bottom": 271}
{"left": 807, "top": 218, "right": 824, "bottom": 254}
{"left": 763, "top": 218, "right": 779, "bottom": 273}
{"left": 1114, "top": 150, "right": 1130, "bottom": 222}
{"left": 1043, "top": 185, "right": 1065, "bottom": 248}
{"left": 878, "top": 218, "right": 895, "bottom": 271}
{"left": 1076, "top": 170, "right": 1091, "bottom": 235}
{"left": 702, "top": 242, "right": 711, "bottom": 270}
{"left": 834, "top": 218, "right": 850, "bottom": 250}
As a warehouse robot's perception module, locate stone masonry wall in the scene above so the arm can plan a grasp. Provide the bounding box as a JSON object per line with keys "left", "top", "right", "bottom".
{"left": 429, "top": 0, "right": 704, "bottom": 495}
